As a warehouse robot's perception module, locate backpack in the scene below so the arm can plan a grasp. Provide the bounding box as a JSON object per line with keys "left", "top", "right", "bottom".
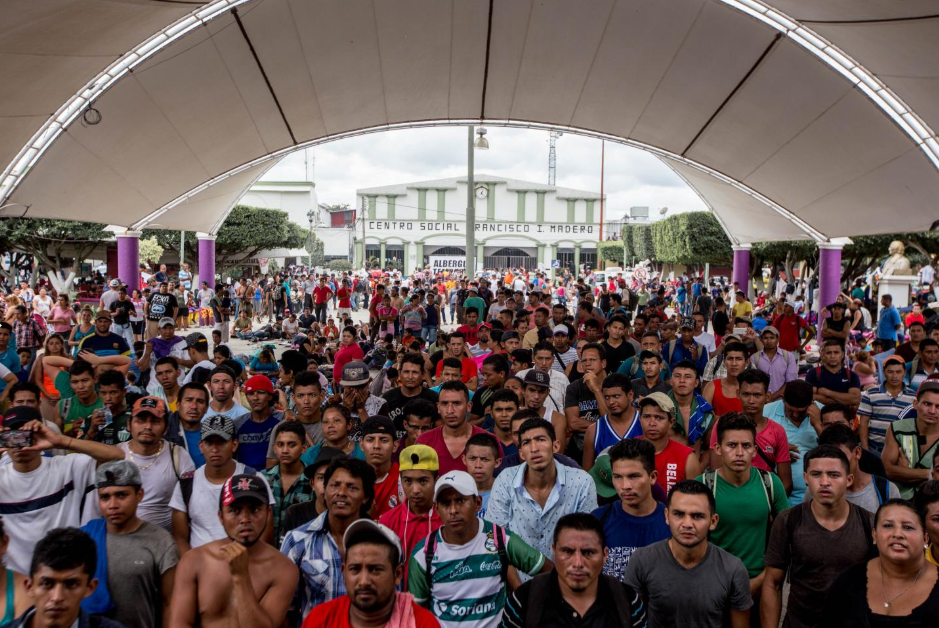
{"left": 814, "top": 365, "right": 851, "bottom": 382}
{"left": 781, "top": 502, "right": 875, "bottom": 579}
{"left": 179, "top": 464, "right": 257, "bottom": 518}
{"left": 424, "top": 523, "right": 509, "bottom": 601}
{"left": 871, "top": 474, "right": 890, "bottom": 506}
{"left": 750, "top": 349, "right": 791, "bottom": 371}
{"left": 703, "top": 468, "right": 776, "bottom": 543}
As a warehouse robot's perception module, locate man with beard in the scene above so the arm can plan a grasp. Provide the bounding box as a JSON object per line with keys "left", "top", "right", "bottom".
{"left": 625, "top": 480, "right": 752, "bottom": 628}
{"left": 169, "top": 474, "right": 298, "bottom": 628}
{"left": 301, "top": 520, "right": 439, "bottom": 628}
{"left": 281, "top": 458, "right": 376, "bottom": 620}
{"left": 503, "top": 513, "right": 646, "bottom": 628}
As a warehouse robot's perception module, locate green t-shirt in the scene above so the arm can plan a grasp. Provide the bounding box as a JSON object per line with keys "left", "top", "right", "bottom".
{"left": 696, "top": 470, "right": 790, "bottom": 577}
{"left": 408, "top": 519, "right": 545, "bottom": 628}
{"left": 462, "top": 297, "right": 487, "bottom": 321}
{"left": 58, "top": 394, "right": 104, "bottom": 437}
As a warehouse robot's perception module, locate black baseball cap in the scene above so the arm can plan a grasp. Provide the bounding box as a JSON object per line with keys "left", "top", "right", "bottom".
{"left": 220, "top": 474, "right": 268, "bottom": 509}
{"left": 361, "top": 415, "right": 395, "bottom": 439}
{"left": 523, "top": 369, "right": 551, "bottom": 389}
{"left": 2, "top": 405, "right": 41, "bottom": 429}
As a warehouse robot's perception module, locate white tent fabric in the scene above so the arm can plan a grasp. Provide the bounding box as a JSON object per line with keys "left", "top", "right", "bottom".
{"left": 2, "top": 0, "right": 938, "bottom": 244}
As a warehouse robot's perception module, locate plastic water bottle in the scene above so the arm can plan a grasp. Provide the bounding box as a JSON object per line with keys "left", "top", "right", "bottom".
{"left": 103, "top": 406, "right": 113, "bottom": 426}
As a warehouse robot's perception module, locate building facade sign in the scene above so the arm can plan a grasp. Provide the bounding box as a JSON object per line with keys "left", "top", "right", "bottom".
{"left": 428, "top": 256, "right": 466, "bottom": 272}
{"left": 367, "top": 220, "right": 596, "bottom": 235}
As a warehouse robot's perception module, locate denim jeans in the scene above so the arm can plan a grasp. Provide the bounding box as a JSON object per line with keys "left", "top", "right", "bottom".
{"left": 112, "top": 322, "right": 134, "bottom": 349}
{"left": 422, "top": 325, "right": 438, "bottom": 344}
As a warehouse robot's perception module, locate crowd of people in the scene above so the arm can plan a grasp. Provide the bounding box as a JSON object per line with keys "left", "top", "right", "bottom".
{"left": 0, "top": 261, "right": 938, "bottom": 628}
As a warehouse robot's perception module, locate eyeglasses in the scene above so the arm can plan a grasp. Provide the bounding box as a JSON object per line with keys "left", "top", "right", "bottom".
{"left": 405, "top": 423, "right": 434, "bottom": 432}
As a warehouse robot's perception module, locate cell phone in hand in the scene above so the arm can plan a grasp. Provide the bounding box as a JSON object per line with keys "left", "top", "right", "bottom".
{"left": 0, "top": 429, "right": 32, "bottom": 449}
{"left": 733, "top": 327, "right": 748, "bottom": 337}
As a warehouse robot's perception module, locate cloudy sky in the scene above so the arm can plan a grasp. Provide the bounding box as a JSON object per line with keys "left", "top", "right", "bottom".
{"left": 260, "top": 127, "right": 707, "bottom": 220}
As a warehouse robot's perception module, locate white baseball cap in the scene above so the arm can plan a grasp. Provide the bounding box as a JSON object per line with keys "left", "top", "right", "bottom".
{"left": 434, "top": 470, "right": 478, "bottom": 501}
{"left": 343, "top": 519, "right": 404, "bottom": 565}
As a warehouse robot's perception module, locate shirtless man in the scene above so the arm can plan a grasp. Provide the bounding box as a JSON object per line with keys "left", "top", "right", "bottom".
{"left": 169, "top": 474, "right": 299, "bottom": 628}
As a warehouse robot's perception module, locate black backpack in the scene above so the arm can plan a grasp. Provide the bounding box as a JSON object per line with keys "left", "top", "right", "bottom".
{"left": 178, "top": 465, "right": 257, "bottom": 520}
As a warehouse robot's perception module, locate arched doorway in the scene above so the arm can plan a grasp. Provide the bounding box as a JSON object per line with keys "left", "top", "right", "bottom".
{"left": 485, "top": 248, "right": 536, "bottom": 271}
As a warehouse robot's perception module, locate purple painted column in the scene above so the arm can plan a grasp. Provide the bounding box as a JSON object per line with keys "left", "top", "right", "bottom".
{"left": 116, "top": 231, "right": 140, "bottom": 288}
{"left": 817, "top": 243, "right": 843, "bottom": 342}
{"left": 732, "top": 245, "right": 751, "bottom": 294}
{"left": 198, "top": 235, "right": 216, "bottom": 287}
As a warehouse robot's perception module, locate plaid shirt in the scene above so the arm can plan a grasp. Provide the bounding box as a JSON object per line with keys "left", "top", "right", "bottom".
{"left": 262, "top": 464, "right": 314, "bottom": 545}
{"left": 14, "top": 317, "right": 41, "bottom": 349}
{"left": 280, "top": 510, "right": 345, "bottom": 619}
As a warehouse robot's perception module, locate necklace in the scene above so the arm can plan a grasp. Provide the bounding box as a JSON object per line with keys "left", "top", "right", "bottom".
{"left": 880, "top": 561, "right": 925, "bottom": 608}
{"left": 127, "top": 440, "right": 165, "bottom": 471}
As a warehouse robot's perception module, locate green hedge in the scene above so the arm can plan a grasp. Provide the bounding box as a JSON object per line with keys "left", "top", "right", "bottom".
{"left": 597, "top": 241, "right": 625, "bottom": 263}
{"left": 650, "top": 212, "right": 732, "bottom": 264}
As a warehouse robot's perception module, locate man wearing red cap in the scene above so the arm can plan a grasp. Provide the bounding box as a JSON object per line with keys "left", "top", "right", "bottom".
{"left": 235, "top": 375, "right": 284, "bottom": 470}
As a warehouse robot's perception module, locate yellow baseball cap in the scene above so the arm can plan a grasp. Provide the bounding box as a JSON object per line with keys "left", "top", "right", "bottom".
{"left": 399, "top": 445, "right": 439, "bottom": 472}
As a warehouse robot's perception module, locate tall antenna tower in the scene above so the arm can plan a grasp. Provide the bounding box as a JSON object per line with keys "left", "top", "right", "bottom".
{"left": 548, "top": 131, "right": 563, "bottom": 185}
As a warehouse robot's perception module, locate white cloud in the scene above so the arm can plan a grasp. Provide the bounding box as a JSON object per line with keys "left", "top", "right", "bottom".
{"left": 260, "top": 127, "right": 708, "bottom": 218}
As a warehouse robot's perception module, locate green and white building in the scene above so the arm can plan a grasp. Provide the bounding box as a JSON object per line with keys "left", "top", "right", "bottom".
{"left": 356, "top": 175, "right": 601, "bottom": 272}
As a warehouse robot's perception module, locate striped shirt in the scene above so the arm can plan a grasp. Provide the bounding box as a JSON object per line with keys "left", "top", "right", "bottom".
{"left": 407, "top": 519, "right": 545, "bottom": 628}
{"left": 857, "top": 385, "right": 916, "bottom": 453}
{"left": 280, "top": 510, "right": 347, "bottom": 619}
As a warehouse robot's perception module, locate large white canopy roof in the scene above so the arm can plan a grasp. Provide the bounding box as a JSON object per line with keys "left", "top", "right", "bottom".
{"left": 2, "top": 0, "right": 937, "bottom": 243}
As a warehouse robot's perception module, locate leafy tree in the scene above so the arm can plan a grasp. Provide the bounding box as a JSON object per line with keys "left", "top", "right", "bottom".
{"left": 632, "top": 224, "right": 654, "bottom": 262}
{"left": 138, "top": 237, "right": 165, "bottom": 265}
{"left": 0, "top": 218, "right": 111, "bottom": 292}
{"left": 141, "top": 229, "right": 195, "bottom": 266}
{"left": 146, "top": 206, "right": 312, "bottom": 274}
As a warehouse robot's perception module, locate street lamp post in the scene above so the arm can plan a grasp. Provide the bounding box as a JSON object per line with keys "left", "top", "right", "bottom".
{"left": 466, "top": 126, "right": 488, "bottom": 278}
{"left": 306, "top": 208, "right": 315, "bottom": 268}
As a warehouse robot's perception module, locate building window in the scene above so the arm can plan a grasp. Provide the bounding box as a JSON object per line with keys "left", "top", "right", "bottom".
{"left": 429, "top": 246, "right": 465, "bottom": 255}
{"left": 485, "top": 247, "right": 536, "bottom": 271}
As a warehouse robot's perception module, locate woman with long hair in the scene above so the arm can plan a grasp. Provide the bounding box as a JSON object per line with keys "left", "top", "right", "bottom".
{"left": 130, "top": 288, "right": 147, "bottom": 341}
{"left": 67, "top": 307, "right": 95, "bottom": 356}
{"left": 825, "top": 499, "right": 939, "bottom": 626}
{"left": 32, "top": 333, "right": 72, "bottom": 420}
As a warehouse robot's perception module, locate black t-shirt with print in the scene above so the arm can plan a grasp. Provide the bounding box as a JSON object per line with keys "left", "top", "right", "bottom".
{"left": 146, "top": 293, "right": 178, "bottom": 321}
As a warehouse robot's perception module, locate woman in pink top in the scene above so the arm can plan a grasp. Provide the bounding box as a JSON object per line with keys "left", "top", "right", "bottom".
{"left": 47, "top": 294, "right": 76, "bottom": 334}
{"left": 332, "top": 325, "right": 365, "bottom": 385}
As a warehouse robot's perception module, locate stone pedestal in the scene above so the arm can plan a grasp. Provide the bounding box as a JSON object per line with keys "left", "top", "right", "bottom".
{"left": 878, "top": 275, "right": 918, "bottom": 316}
